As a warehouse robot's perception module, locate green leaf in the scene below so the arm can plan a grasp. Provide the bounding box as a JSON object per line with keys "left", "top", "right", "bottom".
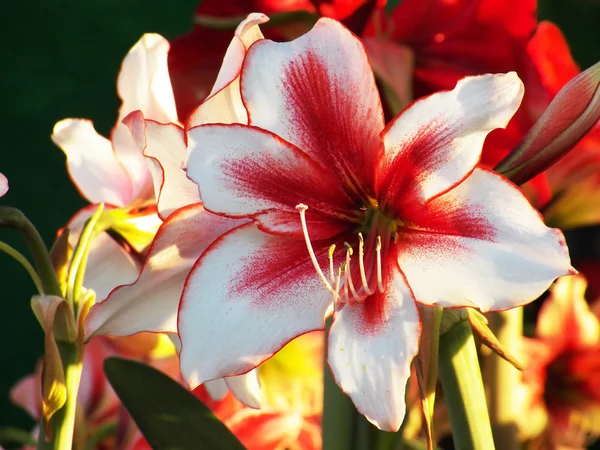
{"left": 104, "top": 357, "right": 246, "bottom": 450}
{"left": 385, "top": 0, "right": 403, "bottom": 16}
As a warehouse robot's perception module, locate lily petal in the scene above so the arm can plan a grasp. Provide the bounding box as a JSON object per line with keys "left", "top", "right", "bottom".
{"left": 116, "top": 33, "right": 177, "bottom": 124}
{"left": 397, "top": 168, "right": 572, "bottom": 311}
{"left": 52, "top": 119, "right": 133, "bottom": 206}
{"left": 179, "top": 223, "right": 333, "bottom": 388}
{"left": 328, "top": 267, "right": 420, "bottom": 431}
{"left": 377, "top": 73, "right": 524, "bottom": 216}
{"left": 225, "top": 370, "right": 262, "bottom": 409}
{"left": 0, "top": 172, "right": 8, "bottom": 197}
{"left": 85, "top": 204, "right": 240, "bottom": 338}
{"left": 241, "top": 17, "right": 385, "bottom": 199}
{"left": 186, "top": 124, "right": 354, "bottom": 237}
{"left": 186, "top": 13, "right": 268, "bottom": 128}
{"left": 124, "top": 111, "right": 200, "bottom": 220}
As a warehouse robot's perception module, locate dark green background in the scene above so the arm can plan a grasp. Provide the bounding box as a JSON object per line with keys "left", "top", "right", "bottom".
{"left": 0, "top": 0, "right": 599, "bottom": 441}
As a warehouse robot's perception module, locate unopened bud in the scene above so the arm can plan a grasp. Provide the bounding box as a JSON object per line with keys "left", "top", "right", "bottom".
{"left": 496, "top": 60, "right": 600, "bottom": 185}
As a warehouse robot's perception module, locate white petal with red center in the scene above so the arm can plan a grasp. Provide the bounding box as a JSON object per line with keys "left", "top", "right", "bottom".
{"left": 179, "top": 223, "right": 334, "bottom": 388}
{"left": 123, "top": 111, "right": 200, "bottom": 220}
{"left": 397, "top": 169, "right": 572, "bottom": 311}
{"left": 186, "top": 124, "right": 355, "bottom": 237}
{"left": 377, "top": 73, "right": 524, "bottom": 215}
{"left": 186, "top": 13, "right": 268, "bottom": 128}
{"left": 328, "top": 268, "right": 420, "bottom": 431}
{"left": 85, "top": 204, "right": 241, "bottom": 338}
{"left": 52, "top": 119, "right": 133, "bottom": 206}
{"left": 225, "top": 370, "right": 262, "bottom": 409}
{"left": 241, "top": 18, "right": 385, "bottom": 199}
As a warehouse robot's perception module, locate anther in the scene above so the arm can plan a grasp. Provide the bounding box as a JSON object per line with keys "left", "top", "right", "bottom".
{"left": 376, "top": 236, "right": 384, "bottom": 293}
{"left": 328, "top": 244, "right": 336, "bottom": 285}
{"left": 344, "top": 242, "right": 360, "bottom": 303}
{"left": 296, "top": 204, "right": 337, "bottom": 296}
{"left": 358, "top": 233, "right": 374, "bottom": 297}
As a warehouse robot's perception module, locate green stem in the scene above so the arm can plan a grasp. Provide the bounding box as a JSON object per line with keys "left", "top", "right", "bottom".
{"left": 438, "top": 320, "right": 495, "bottom": 450}
{"left": 0, "top": 206, "right": 61, "bottom": 296}
{"left": 0, "top": 241, "right": 44, "bottom": 294}
{"left": 36, "top": 341, "right": 82, "bottom": 450}
{"left": 322, "top": 322, "right": 355, "bottom": 450}
{"left": 488, "top": 309, "right": 522, "bottom": 450}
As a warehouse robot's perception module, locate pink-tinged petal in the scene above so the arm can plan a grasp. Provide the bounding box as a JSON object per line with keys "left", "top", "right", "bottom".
{"left": 241, "top": 18, "right": 384, "bottom": 200}
{"left": 0, "top": 172, "right": 8, "bottom": 197}
{"left": 117, "top": 34, "right": 177, "bottom": 124}
{"left": 328, "top": 267, "right": 420, "bottom": 431}
{"left": 377, "top": 73, "right": 524, "bottom": 216}
{"left": 186, "top": 124, "right": 354, "bottom": 238}
{"left": 52, "top": 119, "right": 133, "bottom": 206}
{"left": 186, "top": 13, "right": 268, "bottom": 128}
{"left": 67, "top": 207, "right": 141, "bottom": 302}
{"left": 85, "top": 204, "right": 240, "bottom": 338}
{"left": 397, "top": 168, "right": 572, "bottom": 312}
{"left": 123, "top": 111, "right": 200, "bottom": 220}
{"left": 225, "top": 370, "right": 262, "bottom": 409}
{"left": 11, "top": 370, "right": 41, "bottom": 419}
{"left": 179, "top": 224, "right": 335, "bottom": 388}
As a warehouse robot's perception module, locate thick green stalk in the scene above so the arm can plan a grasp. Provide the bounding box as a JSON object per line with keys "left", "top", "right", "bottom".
{"left": 0, "top": 207, "right": 82, "bottom": 450}
{"left": 322, "top": 323, "right": 355, "bottom": 450}
{"left": 0, "top": 241, "right": 44, "bottom": 294}
{"left": 438, "top": 320, "right": 495, "bottom": 450}
{"left": 488, "top": 308, "right": 522, "bottom": 450}
{"left": 0, "top": 207, "right": 61, "bottom": 296}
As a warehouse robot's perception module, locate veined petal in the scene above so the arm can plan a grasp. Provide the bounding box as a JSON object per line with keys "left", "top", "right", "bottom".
{"left": 241, "top": 18, "right": 385, "bottom": 200}
{"left": 186, "top": 13, "right": 268, "bottom": 128}
{"left": 328, "top": 267, "right": 420, "bottom": 431}
{"left": 186, "top": 124, "right": 355, "bottom": 237}
{"left": 117, "top": 33, "right": 177, "bottom": 124}
{"left": 123, "top": 111, "right": 200, "bottom": 220}
{"left": 179, "top": 224, "right": 335, "bottom": 388}
{"left": 52, "top": 119, "right": 133, "bottom": 206}
{"left": 377, "top": 73, "right": 524, "bottom": 216}
{"left": 85, "top": 204, "right": 240, "bottom": 338}
{"left": 397, "top": 169, "right": 572, "bottom": 312}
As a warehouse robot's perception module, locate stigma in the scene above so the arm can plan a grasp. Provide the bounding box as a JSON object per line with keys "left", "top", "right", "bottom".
{"left": 296, "top": 204, "right": 386, "bottom": 311}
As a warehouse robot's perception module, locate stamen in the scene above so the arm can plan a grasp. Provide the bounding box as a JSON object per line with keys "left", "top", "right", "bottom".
{"left": 376, "top": 236, "right": 384, "bottom": 293}
{"left": 295, "top": 204, "right": 336, "bottom": 296}
{"left": 358, "top": 233, "right": 374, "bottom": 297}
{"left": 328, "top": 244, "right": 336, "bottom": 285}
{"left": 333, "top": 264, "right": 342, "bottom": 311}
{"left": 344, "top": 242, "right": 361, "bottom": 303}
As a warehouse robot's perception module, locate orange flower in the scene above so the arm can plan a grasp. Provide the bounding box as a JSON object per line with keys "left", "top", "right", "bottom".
{"left": 519, "top": 275, "right": 600, "bottom": 448}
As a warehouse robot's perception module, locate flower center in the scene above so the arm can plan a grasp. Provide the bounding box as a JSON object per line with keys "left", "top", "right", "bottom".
{"left": 295, "top": 203, "right": 397, "bottom": 311}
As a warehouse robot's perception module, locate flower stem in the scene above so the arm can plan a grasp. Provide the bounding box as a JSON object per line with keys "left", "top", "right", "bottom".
{"left": 0, "top": 241, "right": 44, "bottom": 294}
{"left": 488, "top": 308, "right": 522, "bottom": 450}
{"left": 322, "top": 321, "right": 355, "bottom": 450}
{"left": 0, "top": 206, "right": 61, "bottom": 296}
{"left": 438, "top": 320, "right": 495, "bottom": 450}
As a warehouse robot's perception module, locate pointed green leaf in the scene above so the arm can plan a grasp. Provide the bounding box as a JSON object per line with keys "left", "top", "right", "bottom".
{"left": 104, "top": 357, "right": 246, "bottom": 450}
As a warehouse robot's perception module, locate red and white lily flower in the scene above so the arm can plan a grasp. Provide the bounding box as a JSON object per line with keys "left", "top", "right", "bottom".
{"left": 181, "top": 18, "right": 573, "bottom": 430}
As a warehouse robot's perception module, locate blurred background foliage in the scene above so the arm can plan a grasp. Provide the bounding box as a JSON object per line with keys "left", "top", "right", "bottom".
{"left": 0, "top": 0, "right": 599, "bottom": 440}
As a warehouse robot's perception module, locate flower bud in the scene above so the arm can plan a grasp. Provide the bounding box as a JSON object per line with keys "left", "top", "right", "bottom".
{"left": 496, "top": 60, "right": 600, "bottom": 185}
